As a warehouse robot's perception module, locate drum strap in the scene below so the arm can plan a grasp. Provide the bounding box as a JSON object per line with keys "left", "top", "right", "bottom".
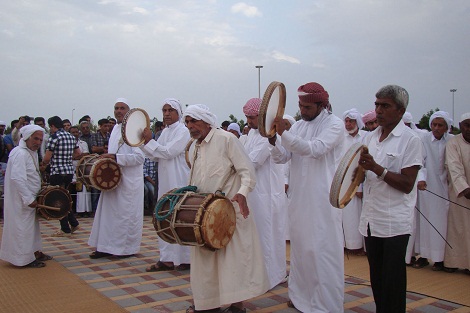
{"left": 188, "top": 142, "right": 235, "bottom": 195}
{"left": 154, "top": 185, "right": 197, "bottom": 221}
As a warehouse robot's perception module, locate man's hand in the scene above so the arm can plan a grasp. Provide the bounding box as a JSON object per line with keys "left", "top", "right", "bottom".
{"left": 142, "top": 127, "right": 153, "bottom": 145}
{"left": 231, "top": 193, "right": 250, "bottom": 218}
{"left": 29, "top": 200, "right": 38, "bottom": 208}
{"left": 100, "top": 153, "right": 116, "bottom": 161}
{"left": 417, "top": 181, "right": 427, "bottom": 191}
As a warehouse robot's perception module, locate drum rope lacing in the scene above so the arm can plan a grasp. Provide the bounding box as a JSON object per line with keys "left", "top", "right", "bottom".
{"left": 155, "top": 185, "right": 197, "bottom": 221}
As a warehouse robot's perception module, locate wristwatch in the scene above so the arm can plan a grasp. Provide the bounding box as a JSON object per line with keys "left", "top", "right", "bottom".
{"left": 378, "top": 168, "right": 388, "bottom": 180}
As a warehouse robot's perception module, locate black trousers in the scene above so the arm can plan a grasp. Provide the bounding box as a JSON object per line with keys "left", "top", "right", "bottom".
{"left": 365, "top": 225, "right": 410, "bottom": 313}
{"left": 49, "top": 174, "right": 79, "bottom": 233}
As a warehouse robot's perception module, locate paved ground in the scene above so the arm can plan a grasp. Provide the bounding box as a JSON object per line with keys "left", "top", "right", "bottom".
{"left": 17, "top": 216, "right": 470, "bottom": 312}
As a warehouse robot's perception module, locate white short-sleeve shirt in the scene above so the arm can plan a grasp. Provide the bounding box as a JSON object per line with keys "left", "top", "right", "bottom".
{"left": 359, "top": 122, "right": 423, "bottom": 238}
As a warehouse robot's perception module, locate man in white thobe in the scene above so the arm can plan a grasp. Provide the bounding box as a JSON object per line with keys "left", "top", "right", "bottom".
{"left": 269, "top": 82, "right": 345, "bottom": 313}
{"left": 88, "top": 98, "right": 145, "bottom": 258}
{"left": 242, "top": 97, "right": 287, "bottom": 289}
{"left": 342, "top": 108, "right": 367, "bottom": 254}
{"left": 413, "top": 111, "right": 453, "bottom": 270}
{"left": 183, "top": 104, "right": 269, "bottom": 313}
{"left": 140, "top": 98, "right": 191, "bottom": 271}
{"left": 444, "top": 112, "right": 470, "bottom": 273}
{"left": 0, "top": 125, "right": 52, "bottom": 268}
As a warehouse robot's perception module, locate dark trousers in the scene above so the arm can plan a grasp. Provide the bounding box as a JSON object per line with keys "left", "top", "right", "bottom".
{"left": 49, "top": 174, "right": 79, "bottom": 233}
{"left": 365, "top": 225, "right": 410, "bottom": 313}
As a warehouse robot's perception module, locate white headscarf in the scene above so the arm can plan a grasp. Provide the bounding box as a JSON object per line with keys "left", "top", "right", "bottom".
{"left": 162, "top": 98, "right": 183, "bottom": 118}
{"left": 460, "top": 112, "right": 470, "bottom": 123}
{"left": 20, "top": 124, "right": 44, "bottom": 141}
{"left": 283, "top": 114, "right": 296, "bottom": 126}
{"left": 115, "top": 97, "right": 129, "bottom": 105}
{"left": 402, "top": 112, "right": 413, "bottom": 124}
{"left": 0, "top": 120, "right": 6, "bottom": 126}
{"left": 227, "top": 123, "right": 241, "bottom": 135}
{"left": 183, "top": 104, "right": 218, "bottom": 128}
{"left": 429, "top": 111, "right": 453, "bottom": 131}
{"left": 342, "top": 108, "right": 365, "bottom": 130}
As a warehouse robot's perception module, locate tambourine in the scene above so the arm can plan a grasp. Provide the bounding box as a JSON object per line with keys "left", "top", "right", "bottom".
{"left": 121, "top": 108, "right": 150, "bottom": 147}
{"left": 258, "top": 81, "right": 286, "bottom": 137}
{"left": 329, "top": 143, "right": 366, "bottom": 209}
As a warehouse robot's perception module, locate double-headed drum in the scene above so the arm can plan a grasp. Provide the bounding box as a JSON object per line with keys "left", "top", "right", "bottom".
{"left": 36, "top": 185, "right": 72, "bottom": 220}
{"left": 153, "top": 188, "right": 236, "bottom": 250}
{"left": 76, "top": 154, "right": 121, "bottom": 191}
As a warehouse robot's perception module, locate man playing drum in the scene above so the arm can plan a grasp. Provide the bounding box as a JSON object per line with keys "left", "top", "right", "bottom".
{"left": 269, "top": 82, "right": 345, "bottom": 312}
{"left": 88, "top": 98, "right": 145, "bottom": 259}
{"left": 0, "top": 125, "right": 53, "bottom": 268}
{"left": 42, "top": 116, "right": 81, "bottom": 237}
{"left": 183, "top": 104, "right": 269, "bottom": 313}
{"left": 359, "top": 85, "right": 422, "bottom": 313}
{"left": 140, "top": 98, "right": 191, "bottom": 272}
{"left": 242, "top": 98, "right": 287, "bottom": 289}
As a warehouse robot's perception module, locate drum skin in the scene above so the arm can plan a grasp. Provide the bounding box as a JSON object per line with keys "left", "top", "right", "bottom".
{"left": 259, "top": 81, "right": 286, "bottom": 137}
{"left": 153, "top": 190, "right": 236, "bottom": 250}
{"left": 76, "top": 154, "right": 121, "bottom": 191}
{"left": 121, "top": 108, "right": 150, "bottom": 147}
{"left": 329, "top": 143, "right": 366, "bottom": 209}
{"left": 36, "top": 185, "right": 72, "bottom": 220}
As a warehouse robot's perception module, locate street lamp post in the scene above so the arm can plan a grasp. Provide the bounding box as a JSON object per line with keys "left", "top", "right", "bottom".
{"left": 255, "top": 65, "right": 263, "bottom": 98}
{"left": 450, "top": 89, "right": 457, "bottom": 125}
{"left": 72, "top": 108, "right": 75, "bottom": 125}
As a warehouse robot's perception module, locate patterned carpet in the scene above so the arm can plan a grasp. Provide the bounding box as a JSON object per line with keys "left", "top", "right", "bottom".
{"left": 2, "top": 216, "right": 470, "bottom": 313}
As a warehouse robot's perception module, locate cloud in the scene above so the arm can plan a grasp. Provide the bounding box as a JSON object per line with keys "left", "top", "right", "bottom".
{"left": 231, "top": 3, "right": 262, "bottom": 18}
{"left": 271, "top": 51, "right": 300, "bottom": 64}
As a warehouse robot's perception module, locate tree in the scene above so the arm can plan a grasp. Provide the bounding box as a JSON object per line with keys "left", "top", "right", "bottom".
{"left": 418, "top": 108, "right": 439, "bottom": 131}
{"left": 229, "top": 114, "right": 245, "bottom": 131}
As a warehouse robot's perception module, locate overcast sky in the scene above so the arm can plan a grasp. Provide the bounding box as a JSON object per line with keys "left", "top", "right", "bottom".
{"left": 1, "top": 0, "right": 469, "bottom": 128}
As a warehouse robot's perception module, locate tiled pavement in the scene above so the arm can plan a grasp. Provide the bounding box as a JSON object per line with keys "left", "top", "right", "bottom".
{"left": 15, "top": 217, "right": 470, "bottom": 312}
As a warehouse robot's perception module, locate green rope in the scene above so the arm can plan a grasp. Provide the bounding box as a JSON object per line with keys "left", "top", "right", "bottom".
{"left": 155, "top": 185, "right": 197, "bottom": 221}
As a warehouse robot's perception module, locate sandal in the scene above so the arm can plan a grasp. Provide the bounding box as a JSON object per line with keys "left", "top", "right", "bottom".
{"left": 412, "top": 257, "right": 429, "bottom": 269}
{"left": 26, "top": 260, "right": 46, "bottom": 268}
{"left": 287, "top": 300, "right": 297, "bottom": 310}
{"left": 89, "top": 251, "right": 112, "bottom": 259}
{"left": 35, "top": 252, "right": 53, "bottom": 262}
{"left": 186, "top": 305, "right": 221, "bottom": 313}
{"left": 221, "top": 305, "right": 246, "bottom": 313}
{"left": 432, "top": 261, "right": 444, "bottom": 271}
{"left": 146, "top": 261, "right": 175, "bottom": 272}
{"left": 176, "top": 263, "right": 191, "bottom": 271}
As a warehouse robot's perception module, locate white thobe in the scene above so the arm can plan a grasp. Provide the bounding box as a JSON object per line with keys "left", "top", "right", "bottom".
{"left": 244, "top": 128, "right": 287, "bottom": 289}
{"left": 140, "top": 122, "right": 191, "bottom": 265}
{"left": 187, "top": 128, "right": 269, "bottom": 310}
{"left": 416, "top": 131, "right": 452, "bottom": 262}
{"left": 271, "top": 110, "right": 345, "bottom": 313}
{"left": 74, "top": 139, "right": 92, "bottom": 213}
{"left": 342, "top": 130, "right": 367, "bottom": 250}
{"left": 0, "top": 141, "right": 42, "bottom": 266}
{"left": 88, "top": 123, "right": 145, "bottom": 255}
{"left": 444, "top": 134, "right": 470, "bottom": 269}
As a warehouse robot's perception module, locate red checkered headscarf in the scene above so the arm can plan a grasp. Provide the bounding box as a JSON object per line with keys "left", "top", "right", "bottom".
{"left": 297, "top": 82, "right": 329, "bottom": 105}
{"left": 243, "top": 98, "right": 262, "bottom": 116}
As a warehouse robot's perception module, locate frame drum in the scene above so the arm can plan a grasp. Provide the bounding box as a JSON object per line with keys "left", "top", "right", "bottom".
{"left": 121, "top": 108, "right": 150, "bottom": 147}
{"left": 36, "top": 185, "right": 72, "bottom": 220}
{"left": 153, "top": 188, "right": 236, "bottom": 250}
{"left": 329, "top": 142, "right": 366, "bottom": 209}
{"left": 259, "top": 81, "right": 286, "bottom": 137}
